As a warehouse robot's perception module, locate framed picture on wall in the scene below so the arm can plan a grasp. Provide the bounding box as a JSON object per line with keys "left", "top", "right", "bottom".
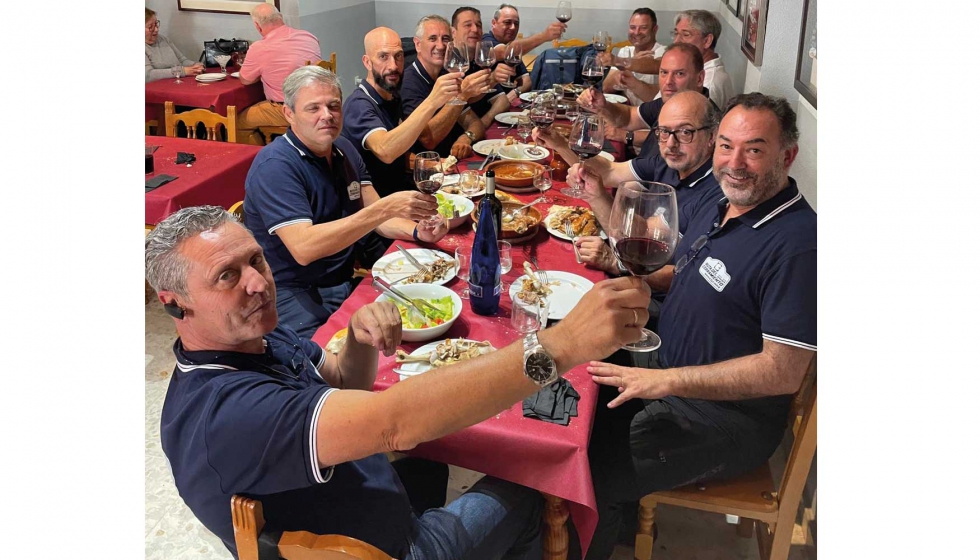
{"left": 178, "top": 0, "right": 279, "bottom": 16}
{"left": 724, "top": 0, "right": 741, "bottom": 19}
{"left": 741, "top": 0, "right": 768, "bottom": 66}
{"left": 794, "top": 0, "right": 818, "bottom": 108}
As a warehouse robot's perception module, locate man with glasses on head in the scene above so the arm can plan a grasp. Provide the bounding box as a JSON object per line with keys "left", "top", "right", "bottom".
{"left": 401, "top": 15, "right": 491, "bottom": 159}
{"left": 580, "top": 93, "right": 817, "bottom": 560}
{"left": 342, "top": 27, "right": 462, "bottom": 197}
{"left": 484, "top": 4, "right": 567, "bottom": 94}
{"left": 602, "top": 8, "right": 667, "bottom": 106}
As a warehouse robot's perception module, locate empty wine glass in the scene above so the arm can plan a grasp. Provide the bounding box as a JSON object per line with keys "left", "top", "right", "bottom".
{"left": 444, "top": 44, "right": 470, "bottom": 105}
{"left": 612, "top": 50, "right": 632, "bottom": 91}
{"left": 562, "top": 113, "right": 604, "bottom": 197}
{"left": 499, "top": 241, "right": 513, "bottom": 290}
{"left": 607, "top": 181, "right": 678, "bottom": 352}
{"left": 414, "top": 151, "right": 444, "bottom": 226}
{"left": 501, "top": 42, "right": 523, "bottom": 88}
{"left": 214, "top": 54, "right": 231, "bottom": 75}
{"left": 455, "top": 247, "right": 472, "bottom": 299}
{"left": 534, "top": 167, "right": 553, "bottom": 203}
{"left": 459, "top": 170, "right": 484, "bottom": 197}
{"left": 475, "top": 40, "right": 497, "bottom": 70}
{"left": 171, "top": 64, "right": 183, "bottom": 84}
{"left": 516, "top": 116, "right": 533, "bottom": 144}
{"left": 556, "top": 2, "right": 573, "bottom": 39}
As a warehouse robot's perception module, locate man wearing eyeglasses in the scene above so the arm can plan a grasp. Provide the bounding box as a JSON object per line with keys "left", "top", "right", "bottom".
{"left": 580, "top": 93, "right": 816, "bottom": 560}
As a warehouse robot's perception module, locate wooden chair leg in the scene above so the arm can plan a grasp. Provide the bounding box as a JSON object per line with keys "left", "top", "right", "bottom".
{"left": 542, "top": 493, "right": 569, "bottom": 560}
{"left": 635, "top": 496, "right": 657, "bottom": 560}
{"left": 736, "top": 516, "right": 755, "bottom": 538}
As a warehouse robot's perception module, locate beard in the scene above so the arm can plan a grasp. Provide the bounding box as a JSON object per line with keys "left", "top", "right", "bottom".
{"left": 715, "top": 164, "right": 786, "bottom": 207}
{"left": 372, "top": 67, "right": 402, "bottom": 94}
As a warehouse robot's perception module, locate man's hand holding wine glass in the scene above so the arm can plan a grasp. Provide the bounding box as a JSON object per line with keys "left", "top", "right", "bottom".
{"left": 577, "top": 87, "right": 606, "bottom": 113}
{"left": 428, "top": 72, "right": 465, "bottom": 108}
{"left": 380, "top": 191, "right": 440, "bottom": 222}
{"left": 461, "top": 69, "right": 492, "bottom": 102}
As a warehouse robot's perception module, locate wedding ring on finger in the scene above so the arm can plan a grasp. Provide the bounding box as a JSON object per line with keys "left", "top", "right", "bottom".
{"left": 631, "top": 309, "right": 639, "bottom": 327}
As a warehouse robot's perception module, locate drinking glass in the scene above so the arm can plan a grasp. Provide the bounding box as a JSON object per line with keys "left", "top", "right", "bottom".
{"left": 581, "top": 54, "right": 604, "bottom": 91}
{"left": 414, "top": 151, "right": 444, "bottom": 227}
{"left": 607, "top": 181, "right": 678, "bottom": 352}
{"left": 612, "top": 50, "right": 632, "bottom": 91}
{"left": 499, "top": 240, "right": 513, "bottom": 290}
{"left": 534, "top": 167, "right": 553, "bottom": 203}
{"left": 593, "top": 31, "right": 611, "bottom": 57}
{"left": 556, "top": 2, "right": 573, "bottom": 39}
{"left": 214, "top": 54, "right": 231, "bottom": 75}
{"left": 501, "top": 42, "right": 523, "bottom": 88}
{"left": 459, "top": 170, "right": 483, "bottom": 197}
{"left": 455, "top": 247, "right": 472, "bottom": 299}
{"left": 564, "top": 101, "right": 581, "bottom": 122}
{"left": 516, "top": 116, "right": 533, "bottom": 144}
{"left": 171, "top": 65, "right": 183, "bottom": 84}
{"left": 444, "top": 44, "right": 470, "bottom": 106}
{"left": 511, "top": 296, "right": 550, "bottom": 334}
{"left": 475, "top": 40, "right": 497, "bottom": 70}
{"left": 529, "top": 93, "right": 556, "bottom": 131}
{"left": 562, "top": 113, "right": 604, "bottom": 197}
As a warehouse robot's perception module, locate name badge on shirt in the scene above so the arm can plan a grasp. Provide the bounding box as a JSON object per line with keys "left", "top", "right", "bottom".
{"left": 347, "top": 181, "right": 361, "bottom": 201}
{"left": 699, "top": 257, "right": 731, "bottom": 292}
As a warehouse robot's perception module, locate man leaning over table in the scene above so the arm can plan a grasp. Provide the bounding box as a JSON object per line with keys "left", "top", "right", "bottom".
{"left": 577, "top": 93, "right": 817, "bottom": 560}
{"left": 401, "top": 15, "right": 490, "bottom": 160}
{"left": 236, "top": 3, "right": 321, "bottom": 145}
{"left": 342, "top": 27, "right": 462, "bottom": 198}
{"left": 244, "top": 66, "right": 448, "bottom": 338}
{"left": 147, "top": 204, "right": 653, "bottom": 559}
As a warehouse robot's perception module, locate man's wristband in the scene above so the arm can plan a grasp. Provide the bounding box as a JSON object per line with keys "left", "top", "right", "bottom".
{"left": 412, "top": 225, "right": 420, "bottom": 242}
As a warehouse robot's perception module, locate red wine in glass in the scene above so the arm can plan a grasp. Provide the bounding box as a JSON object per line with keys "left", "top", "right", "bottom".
{"left": 570, "top": 144, "right": 601, "bottom": 159}
{"left": 530, "top": 114, "right": 554, "bottom": 127}
{"left": 613, "top": 238, "right": 672, "bottom": 276}
{"left": 416, "top": 179, "right": 441, "bottom": 195}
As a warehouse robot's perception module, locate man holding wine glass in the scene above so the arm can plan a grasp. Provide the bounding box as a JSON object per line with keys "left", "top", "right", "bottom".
{"left": 449, "top": 8, "right": 514, "bottom": 128}
{"left": 484, "top": 4, "right": 568, "bottom": 93}
{"left": 401, "top": 15, "right": 491, "bottom": 159}
{"left": 581, "top": 94, "right": 817, "bottom": 560}
{"left": 602, "top": 8, "right": 667, "bottom": 106}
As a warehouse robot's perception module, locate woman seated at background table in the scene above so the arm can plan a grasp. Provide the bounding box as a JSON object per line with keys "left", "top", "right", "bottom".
{"left": 145, "top": 8, "right": 204, "bottom": 83}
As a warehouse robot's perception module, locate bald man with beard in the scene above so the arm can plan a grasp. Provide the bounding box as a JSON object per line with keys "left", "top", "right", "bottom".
{"left": 342, "top": 27, "right": 462, "bottom": 197}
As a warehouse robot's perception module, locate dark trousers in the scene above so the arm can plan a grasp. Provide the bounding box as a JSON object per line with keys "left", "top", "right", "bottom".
{"left": 392, "top": 457, "right": 450, "bottom": 516}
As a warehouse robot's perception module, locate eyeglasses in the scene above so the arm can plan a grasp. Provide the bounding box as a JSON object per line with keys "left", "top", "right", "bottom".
{"left": 673, "top": 234, "right": 709, "bottom": 275}
{"left": 653, "top": 126, "right": 710, "bottom": 144}
{"left": 670, "top": 29, "right": 700, "bottom": 40}
{"left": 147, "top": 20, "right": 161, "bottom": 30}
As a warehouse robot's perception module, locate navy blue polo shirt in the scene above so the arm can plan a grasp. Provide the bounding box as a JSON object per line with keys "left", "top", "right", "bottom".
{"left": 244, "top": 130, "right": 369, "bottom": 290}
{"left": 160, "top": 325, "right": 413, "bottom": 558}
{"left": 483, "top": 32, "right": 529, "bottom": 79}
{"left": 636, "top": 87, "right": 715, "bottom": 159}
{"left": 341, "top": 81, "right": 414, "bottom": 197}
{"left": 628, "top": 156, "right": 721, "bottom": 236}
{"left": 401, "top": 59, "right": 469, "bottom": 157}
{"left": 658, "top": 179, "right": 817, "bottom": 427}
{"left": 466, "top": 63, "right": 507, "bottom": 118}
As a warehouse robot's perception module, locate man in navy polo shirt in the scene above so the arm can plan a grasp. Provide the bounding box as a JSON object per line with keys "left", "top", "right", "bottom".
{"left": 343, "top": 27, "right": 463, "bottom": 198}
{"left": 402, "top": 15, "right": 490, "bottom": 159}
{"left": 146, "top": 205, "right": 653, "bottom": 559}
{"left": 582, "top": 93, "right": 817, "bottom": 560}
{"left": 451, "top": 7, "right": 514, "bottom": 128}
{"left": 484, "top": 4, "right": 566, "bottom": 93}
{"left": 245, "top": 66, "right": 448, "bottom": 338}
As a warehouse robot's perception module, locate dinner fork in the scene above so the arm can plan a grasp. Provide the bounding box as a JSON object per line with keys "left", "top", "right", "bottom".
{"left": 564, "top": 220, "right": 581, "bottom": 263}
{"left": 529, "top": 255, "right": 549, "bottom": 285}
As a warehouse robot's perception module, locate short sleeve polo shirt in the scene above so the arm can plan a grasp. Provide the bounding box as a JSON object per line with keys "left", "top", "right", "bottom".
{"left": 628, "top": 156, "right": 721, "bottom": 236}
{"left": 658, "top": 179, "right": 817, "bottom": 423}
{"left": 244, "top": 130, "right": 369, "bottom": 290}
{"left": 483, "top": 32, "right": 529, "bottom": 78}
{"left": 341, "top": 81, "right": 414, "bottom": 197}
{"left": 465, "top": 64, "right": 507, "bottom": 118}
{"left": 401, "top": 60, "right": 469, "bottom": 157}
{"left": 160, "top": 325, "right": 413, "bottom": 558}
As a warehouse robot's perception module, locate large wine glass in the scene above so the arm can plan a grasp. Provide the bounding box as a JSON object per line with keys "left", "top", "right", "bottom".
{"left": 501, "top": 42, "right": 523, "bottom": 88}
{"left": 475, "top": 40, "right": 497, "bottom": 70}
{"left": 556, "top": 2, "right": 573, "bottom": 39}
{"left": 214, "top": 54, "right": 231, "bottom": 75}
{"left": 562, "top": 113, "right": 604, "bottom": 198}
{"left": 581, "top": 54, "right": 604, "bottom": 96}
{"left": 612, "top": 49, "right": 632, "bottom": 91}
{"left": 607, "top": 181, "right": 678, "bottom": 352}
{"left": 593, "top": 31, "right": 611, "bottom": 57}
{"left": 529, "top": 93, "right": 556, "bottom": 131}
{"left": 414, "top": 151, "right": 445, "bottom": 227}
{"left": 444, "top": 44, "right": 470, "bottom": 106}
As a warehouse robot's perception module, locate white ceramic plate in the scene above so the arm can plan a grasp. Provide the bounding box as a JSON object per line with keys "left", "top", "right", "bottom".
{"left": 473, "top": 139, "right": 507, "bottom": 156}
{"left": 496, "top": 144, "right": 550, "bottom": 162}
{"left": 519, "top": 91, "right": 545, "bottom": 102}
{"left": 597, "top": 151, "right": 614, "bottom": 161}
{"left": 545, "top": 222, "right": 607, "bottom": 241}
{"left": 195, "top": 73, "right": 227, "bottom": 82}
{"left": 495, "top": 111, "right": 528, "bottom": 125}
{"left": 371, "top": 248, "right": 456, "bottom": 286}
{"left": 509, "top": 271, "right": 594, "bottom": 320}
{"left": 394, "top": 339, "right": 497, "bottom": 379}
{"left": 604, "top": 93, "right": 628, "bottom": 104}
{"left": 230, "top": 71, "right": 241, "bottom": 78}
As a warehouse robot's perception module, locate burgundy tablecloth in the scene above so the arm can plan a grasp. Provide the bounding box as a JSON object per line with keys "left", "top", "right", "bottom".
{"left": 145, "top": 67, "right": 265, "bottom": 124}
{"left": 145, "top": 136, "right": 262, "bottom": 225}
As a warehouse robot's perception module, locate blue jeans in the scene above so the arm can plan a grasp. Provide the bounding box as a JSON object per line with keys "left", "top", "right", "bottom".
{"left": 276, "top": 281, "right": 356, "bottom": 339}
{"left": 404, "top": 476, "right": 543, "bottom": 560}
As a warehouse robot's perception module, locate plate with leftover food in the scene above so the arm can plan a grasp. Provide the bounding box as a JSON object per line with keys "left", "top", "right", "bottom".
{"left": 372, "top": 248, "right": 456, "bottom": 286}
{"left": 394, "top": 339, "right": 496, "bottom": 378}
{"left": 509, "top": 264, "right": 594, "bottom": 320}
{"left": 545, "top": 205, "right": 607, "bottom": 240}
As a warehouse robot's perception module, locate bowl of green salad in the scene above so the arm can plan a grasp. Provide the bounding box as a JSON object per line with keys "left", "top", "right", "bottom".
{"left": 435, "top": 192, "right": 474, "bottom": 229}
{"left": 374, "top": 283, "right": 463, "bottom": 341}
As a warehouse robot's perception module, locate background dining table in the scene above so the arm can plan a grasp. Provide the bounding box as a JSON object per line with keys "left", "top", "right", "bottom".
{"left": 145, "top": 136, "right": 261, "bottom": 225}
{"left": 145, "top": 67, "right": 265, "bottom": 128}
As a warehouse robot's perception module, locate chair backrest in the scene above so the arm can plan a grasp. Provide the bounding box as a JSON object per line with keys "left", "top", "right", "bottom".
{"left": 229, "top": 201, "right": 245, "bottom": 223}
{"left": 164, "top": 101, "right": 237, "bottom": 142}
{"left": 775, "top": 356, "right": 817, "bottom": 505}
{"left": 231, "top": 495, "right": 395, "bottom": 560}
{"left": 307, "top": 52, "right": 337, "bottom": 73}
{"left": 611, "top": 39, "right": 631, "bottom": 49}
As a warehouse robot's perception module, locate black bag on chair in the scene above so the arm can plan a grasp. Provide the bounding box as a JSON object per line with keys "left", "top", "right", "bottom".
{"left": 199, "top": 38, "right": 250, "bottom": 68}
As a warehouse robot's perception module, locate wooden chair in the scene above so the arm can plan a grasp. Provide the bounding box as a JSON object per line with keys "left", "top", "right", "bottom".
{"left": 229, "top": 201, "right": 245, "bottom": 223}
{"left": 165, "top": 101, "right": 237, "bottom": 142}
{"left": 611, "top": 39, "right": 631, "bottom": 49}
{"left": 634, "top": 357, "right": 818, "bottom": 560}
{"left": 231, "top": 495, "right": 394, "bottom": 560}
{"left": 551, "top": 38, "right": 589, "bottom": 48}
{"left": 307, "top": 52, "right": 337, "bottom": 73}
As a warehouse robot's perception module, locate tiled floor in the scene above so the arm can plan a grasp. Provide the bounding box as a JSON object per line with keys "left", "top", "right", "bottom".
{"left": 145, "top": 300, "right": 813, "bottom": 559}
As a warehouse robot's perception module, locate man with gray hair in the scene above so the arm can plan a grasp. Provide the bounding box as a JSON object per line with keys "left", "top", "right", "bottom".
{"left": 485, "top": 4, "right": 566, "bottom": 93}
{"left": 236, "top": 3, "right": 322, "bottom": 144}
{"left": 147, "top": 204, "right": 653, "bottom": 559}
{"left": 244, "top": 66, "right": 448, "bottom": 337}
{"left": 670, "top": 10, "right": 734, "bottom": 109}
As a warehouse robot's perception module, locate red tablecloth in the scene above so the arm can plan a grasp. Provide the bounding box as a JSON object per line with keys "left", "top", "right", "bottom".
{"left": 310, "top": 112, "right": 619, "bottom": 554}
{"left": 145, "top": 136, "right": 262, "bottom": 225}
{"left": 145, "top": 68, "right": 265, "bottom": 123}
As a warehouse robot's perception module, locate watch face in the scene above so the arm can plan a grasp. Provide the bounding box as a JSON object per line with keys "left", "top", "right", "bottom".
{"left": 526, "top": 352, "right": 556, "bottom": 384}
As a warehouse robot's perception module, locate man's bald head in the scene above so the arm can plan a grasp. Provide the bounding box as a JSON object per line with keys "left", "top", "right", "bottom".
{"left": 657, "top": 90, "right": 719, "bottom": 178}
{"left": 364, "top": 27, "right": 401, "bottom": 56}
{"left": 664, "top": 91, "right": 714, "bottom": 125}
{"left": 363, "top": 27, "right": 405, "bottom": 94}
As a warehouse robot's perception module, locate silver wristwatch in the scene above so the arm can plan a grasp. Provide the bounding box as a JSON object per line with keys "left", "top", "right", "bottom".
{"left": 464, "top": 130, "right": 476, "bottom": 142}
{"left": 522, "top": 332, "right": 559, "bottom": 387}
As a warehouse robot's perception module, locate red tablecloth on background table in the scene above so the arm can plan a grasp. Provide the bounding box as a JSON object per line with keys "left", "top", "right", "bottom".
{"left": 145, "top": 68, "right": 265, "bottom": 124}
{"left": 145, "top": 136, "right": 262, "bottom": 225}
{"left": 310, "top": 111, "right": 623, "bottom": 554}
